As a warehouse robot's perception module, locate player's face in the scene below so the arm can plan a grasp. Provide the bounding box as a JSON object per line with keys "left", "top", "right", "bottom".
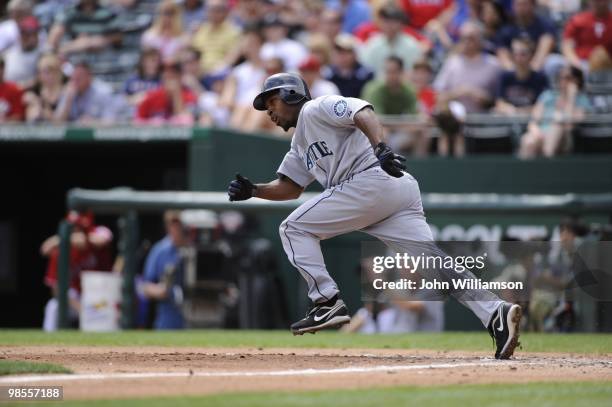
{"left": 265, "top": 93, "right": 296, "bottom": 131}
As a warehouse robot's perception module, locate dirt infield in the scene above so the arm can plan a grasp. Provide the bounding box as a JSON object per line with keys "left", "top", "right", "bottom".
{"left": 1, "top": 346, "right": 611, "bottom": 400}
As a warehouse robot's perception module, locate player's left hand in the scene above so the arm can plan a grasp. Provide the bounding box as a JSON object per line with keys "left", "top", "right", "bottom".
{"left": 374, "top": 142, "right": 406, "bottom": 178}
{"left": 228, "top": 173, "right": 257, "bottom": 201}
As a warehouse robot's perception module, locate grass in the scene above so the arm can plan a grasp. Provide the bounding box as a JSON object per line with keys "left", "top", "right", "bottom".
{"left": 0, "top": 360, "right": 71, "bottom": 376}
{"left": 8, "top": 382, "right": 611, "bottom": 407}
{"left": 0, "top": 330, "right": 610, "bottom": 354}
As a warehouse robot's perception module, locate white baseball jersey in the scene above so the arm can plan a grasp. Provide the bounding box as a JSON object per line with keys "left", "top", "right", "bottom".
{"left": 277, "top": 95, "right": 379, "bottom": 189}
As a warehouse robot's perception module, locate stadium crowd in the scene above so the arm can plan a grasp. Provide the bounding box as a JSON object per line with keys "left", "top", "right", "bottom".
{"left": 0, "top": 0, "right": 611, "bottom": 157}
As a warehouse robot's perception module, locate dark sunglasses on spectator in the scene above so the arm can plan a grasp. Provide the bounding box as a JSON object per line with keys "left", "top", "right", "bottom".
{"left": 161, "top": 9, "right": 176, "bottom": 16}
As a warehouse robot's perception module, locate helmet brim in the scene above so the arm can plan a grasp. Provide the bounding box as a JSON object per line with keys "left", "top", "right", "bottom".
{"left": 253, "top": 90, "right": 272, "bottom": 111}
{"left": 253, "top": 87, "right": 285, "bottom": 111}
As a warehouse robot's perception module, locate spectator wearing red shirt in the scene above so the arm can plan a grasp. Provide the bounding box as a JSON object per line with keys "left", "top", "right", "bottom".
{"left": 411, "top": 59, "right": 437, "bottom": 115}
{"left": 399, "top": 0, "right": 453, "bottom": 30}
{"left": 562, "top": 0, "right": 612, "bottom": 70}
{"left": 0, "top": 57, "right": 25, "bottom": 122}
{"left": 41, "top": 211, "right": 114, "bottom": 331}
{"left": 409, "top": 58, "right": 437, "bottom": 156}
{"left": 136, "top": 63, "right": 197, "bottom": 125}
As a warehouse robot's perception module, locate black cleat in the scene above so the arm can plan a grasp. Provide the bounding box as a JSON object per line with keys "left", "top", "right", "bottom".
{"left": 488, "top": 303, "right": 522, "bottom": 359}
{"left": 291, "top": 297, "right": 350, "bottom": 335}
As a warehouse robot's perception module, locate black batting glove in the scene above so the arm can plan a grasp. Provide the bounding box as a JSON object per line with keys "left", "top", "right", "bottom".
{"left": 374, "top": 142, "right": 407, "bottom": 178}
{"left": 228, "top": 173, "right": 257, "bottom": 201}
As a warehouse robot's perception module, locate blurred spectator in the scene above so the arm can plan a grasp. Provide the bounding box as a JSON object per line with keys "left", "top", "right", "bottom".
{"left": 429, "top": 0, "right": 482, "bottom": 49}
{"left": 2, "top": 16, "right": 41, "bottom": 88}
{"left": 481, "top": 0, "right": 508, "bottom": 55}
{"left": 495, "top": 0, "right": 557, "bottom": 73}
{"left": 299, "top": 55, "right": 340, "bottom": 98}
{"left": 34, "top": 1, "right": 76, "bottom": 32}
{"left": 495, "top": 38, "right": 550, "bottom": 115}
{"left": 219, "top": 25, "right": 266, "bottom": 130}
{"left": 0, "top": 0, "right": 34, "bottom": 53}
{"left": 361, "top": 55, "right": 417, "bottom": 115}
{"left": 260, "top": 14, "right": 308, "bottom": 71}
{"left": 48, "top": 0, "right": 122, "bottom": 56}
{"left": 326, "top": 0, "right": 372, "bottom": 34}
{"left": 400, "top": 0, "right": 453, "bottom": 31}
{"left": 142, "top": 210, "right": 188, "bottom": 330}
{"left": 141, "top": 0, "right": 188, "bottom": 63}
{"left": 353, "top": 1, "right": 432, "bottom": 50}
{"left": 362, "top": 56, "right": 422, "bottom": 154}
{"left": 305, "top": 33, "right": 334, "bottom": 67}
{"left": 539, "top": 0, "right": 581, "bottom": 23}
{"left": 53, "top": 61, "right": 116, "bottom": 124}
{"left": 319, "top": 8, "right": 344, "bottom": 40}
{"left": 519, "top": 65, "right": 591, "bottom": 158}
{"left": 295, "top": 0, "right": 326, "bottom": 44}
{"left": 106, "top": 0, "right": 138, "bottom": 12}
{"left": 0, "top": 56, "right": 26, "bottom": 122}
{"left": 343, "top": 301, "right": 444, "bottom": 333}
{"left": 182, "top": 0, "right": 206, "bottom": 34}
{"left": 434, "top": 22, "right": 502, "bottom": 113}
{"left": 411, "top": 59, "right": 437, "bottom": 117}
{"left": 526, "top": 218, "right": 586, "bottom": 332}
{"left": 179, "top": 46, "right": 226, "bottom": 126}
{"left": 408, "top": 59, "right": 437, "bottom": 156}
{"left": 231, "top": 0, "right": 268, "bottom": 28}
{"left": 136, "top": 62, "right": 197, "bottom": 126}
{"left": 562, "top": 0, "right": 612, "bottom": 71}
{"left": 343, "top": 257, "right": 444, "bottom": 333}
{"left": 244, "top": 56, "right": 286, "bottom": 133}
{"left": 358, "top": 5, "right": 423, "bottom": 78}
{"left": 41, "top": 211, "right": 113, "bottom": 331}
{"left": 493, "top": 239, "right": 538, "bottom": 306}
{"left": 179, "top": 47, "right": 207, "bottom": 96}
{"left": 323, "top": 34, "right": 374, "bottom": 98}
{"left": 122, "top": 48, "right": 162, "bottom": 107}
{"left": 23, "top": 54, "right": 65, "bottom": 123}
{"left": 191, "top": 0, "right": 241, "bottom": 74}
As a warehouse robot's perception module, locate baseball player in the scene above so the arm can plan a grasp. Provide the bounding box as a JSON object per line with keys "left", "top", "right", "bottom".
{"left": 227, "top": 73, "right": 521, "bottom": 359}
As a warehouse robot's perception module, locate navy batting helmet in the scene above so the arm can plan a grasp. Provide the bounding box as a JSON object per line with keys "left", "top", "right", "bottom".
{"left": 253, "top": 72, "right": 311, "bottom": 111}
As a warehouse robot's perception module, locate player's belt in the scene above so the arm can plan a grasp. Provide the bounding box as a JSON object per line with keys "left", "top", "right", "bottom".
{"left": 331, "top": 162, "right": 380, "bottom": 188}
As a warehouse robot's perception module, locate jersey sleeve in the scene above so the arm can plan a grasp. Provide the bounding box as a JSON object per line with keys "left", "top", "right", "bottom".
{"left": 317, "top": 95, "right": 373, "bottom": 128}
{"left": 277, "top": 147, "right": 315, "bottom": 188}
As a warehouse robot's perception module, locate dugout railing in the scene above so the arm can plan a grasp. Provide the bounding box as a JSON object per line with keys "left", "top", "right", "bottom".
{"left": 55, "top": 189, "right": 612, "bottom": 329}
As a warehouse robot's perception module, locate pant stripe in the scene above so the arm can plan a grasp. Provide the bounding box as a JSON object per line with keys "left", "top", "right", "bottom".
{"left": 283, "top": 223, "right": 328, "bottom": 302}
{"left": 283, "top": 189, "right": 337, "bottom": 302}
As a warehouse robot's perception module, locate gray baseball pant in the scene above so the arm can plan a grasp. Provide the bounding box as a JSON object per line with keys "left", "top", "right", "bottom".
{"left": 279, "top": 166, "right": 503, "bottom": 326}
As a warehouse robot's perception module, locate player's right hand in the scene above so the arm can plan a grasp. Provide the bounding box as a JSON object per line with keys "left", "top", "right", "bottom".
{"left": 374, "top": 142, "right": 407, "bottom": 178}
{"left": 228, "top": 173, "right": 257, "bottom": 201}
